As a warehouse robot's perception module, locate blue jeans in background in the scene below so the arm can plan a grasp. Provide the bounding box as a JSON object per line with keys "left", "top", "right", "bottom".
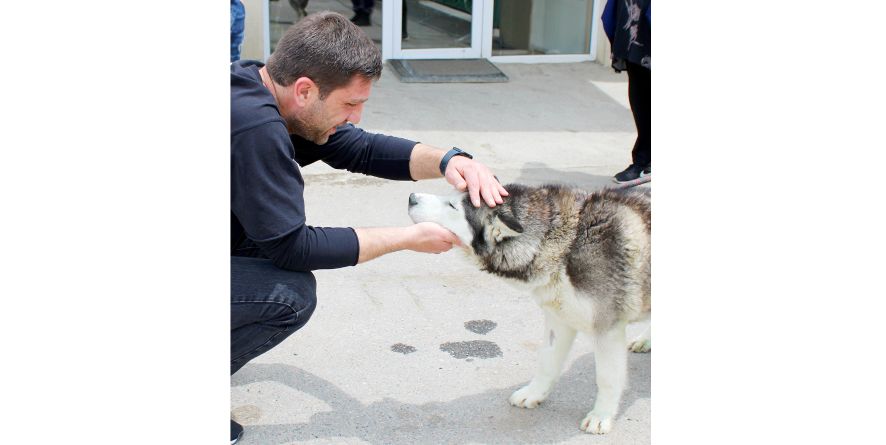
{"left": 231, "top": 0, "right": 246, "bottom": 62}
{"left": 231, "top": 256, "right": 317, "bottom": 375}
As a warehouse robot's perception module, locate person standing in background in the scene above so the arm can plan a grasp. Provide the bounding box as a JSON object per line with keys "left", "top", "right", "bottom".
{"left": 604, "top": 0, "right": 651, "bottom": 183}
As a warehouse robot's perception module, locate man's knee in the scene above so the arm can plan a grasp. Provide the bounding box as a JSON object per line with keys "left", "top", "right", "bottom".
{"left": 273, "top": 278, "right": 316, "bottom": 331}
{"left": 231, "top": 256, "right": 318, "bottom": 330}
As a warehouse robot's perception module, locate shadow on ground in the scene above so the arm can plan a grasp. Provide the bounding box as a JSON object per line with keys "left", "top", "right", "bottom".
{"left": 232, "top": 351, "right": 650, "bottom": 444}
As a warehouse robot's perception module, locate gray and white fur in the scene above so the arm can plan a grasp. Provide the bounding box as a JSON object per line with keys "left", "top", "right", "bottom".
{"left": 408, "top": 183, "right": 651, "bottom": 434}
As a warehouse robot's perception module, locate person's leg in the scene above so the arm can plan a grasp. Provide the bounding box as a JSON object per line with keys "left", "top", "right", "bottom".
{"left": 626, "top": 62, "right": 651, "bottom": 170}
{"left": 288, "top": 0, "right": 308, "bottom": 18}
{"left": 231, "top": 256, "right": 317, "bottom": 375}
{"left": 402, "top": 0, "right": 408, "bottom": 39}
{"left": 614, "top": 62, "right": 651, "bottom": 183}
{"left": 351, "top": 0, "right": 368, "bottom": 15}
{"left": 351, "top": 0, "right": 373, "bottom": 25}
{"left": 230, "top": 0, "right": 246, "bottom": 63}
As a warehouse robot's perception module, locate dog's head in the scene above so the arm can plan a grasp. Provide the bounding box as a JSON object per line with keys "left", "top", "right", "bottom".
{"left": 407, "top": 190, "right": 525, "bottom": 259}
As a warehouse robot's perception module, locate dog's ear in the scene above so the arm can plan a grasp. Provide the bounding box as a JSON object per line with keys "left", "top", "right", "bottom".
{"left": 491, "top": 213, "right": 523, "bottom": 242}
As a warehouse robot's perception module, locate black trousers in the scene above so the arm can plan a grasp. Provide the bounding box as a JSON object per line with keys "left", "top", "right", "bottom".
{"left": 627, "top": 62, "right": 651, "bottom": 168}
{"left": 230, "top": 256, "right": 317, "bottom": 375}
{"left": 352, "top": 0, "right": 375, "bottom": 15}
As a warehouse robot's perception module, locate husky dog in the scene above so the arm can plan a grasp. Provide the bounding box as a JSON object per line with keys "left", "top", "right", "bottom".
{"left": 408, "top": 183, "right": 650, "bottom": 434}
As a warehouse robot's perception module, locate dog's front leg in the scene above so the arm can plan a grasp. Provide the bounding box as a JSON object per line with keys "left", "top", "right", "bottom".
{"left": 509, "top": 309, "right": 576, "bottom": 409}
{"left": 581, "top": 321, "right": 628, "bottom": 434}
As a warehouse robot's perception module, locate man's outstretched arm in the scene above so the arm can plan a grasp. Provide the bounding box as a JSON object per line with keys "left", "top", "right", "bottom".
{"left": 354, "top": 222, "right": 463, "bottom": 264}
{"left": 312, "top": 125, "right": 508, "bottom": 207}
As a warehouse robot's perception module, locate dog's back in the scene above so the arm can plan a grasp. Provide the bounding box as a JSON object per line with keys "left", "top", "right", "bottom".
{"left": 567, "top": 188, "right": 651, "bottom": 330}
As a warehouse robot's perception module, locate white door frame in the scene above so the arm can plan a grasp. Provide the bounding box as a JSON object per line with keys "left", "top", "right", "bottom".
{"left": 383, "top": 0, "right": 484, "bottom": 60}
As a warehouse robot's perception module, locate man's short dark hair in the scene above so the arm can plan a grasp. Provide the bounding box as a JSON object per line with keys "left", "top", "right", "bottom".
{"left": 267, "top": 11, "right": 382, "bottom": 99}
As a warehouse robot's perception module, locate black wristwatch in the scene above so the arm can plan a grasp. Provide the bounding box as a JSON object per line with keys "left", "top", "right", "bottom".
{"left": 439, "top": 147, "right": 473, "bottom": 175}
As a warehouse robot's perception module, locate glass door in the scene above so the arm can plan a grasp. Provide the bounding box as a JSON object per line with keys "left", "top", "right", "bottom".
{"left": 390, "top": 0, "right": 484, "bottom": 59}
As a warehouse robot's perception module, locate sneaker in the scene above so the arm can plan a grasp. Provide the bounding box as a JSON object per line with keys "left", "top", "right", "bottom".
{"left": 613, "top": 164, "right": 643, "bottom": 183}
{"left": 350, "top": 12, "right": 371, "bottom": 26}
{"left": 231, "top": 419, "right": 244, "bottom": 444}
{"left": 614, "top": 164, "right": 651, "bottom": 183}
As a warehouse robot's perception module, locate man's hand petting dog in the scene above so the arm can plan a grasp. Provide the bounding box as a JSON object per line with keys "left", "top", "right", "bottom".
{"left": 407, "top": 222, "right": 463, "bottom": 254}
{"left": 444, "top": 156, "right": 509, "bottom": 208}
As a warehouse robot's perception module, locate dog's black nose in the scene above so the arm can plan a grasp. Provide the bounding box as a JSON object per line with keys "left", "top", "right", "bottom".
{"left": 408, "top": 193, "right": 418, "bottom": 206}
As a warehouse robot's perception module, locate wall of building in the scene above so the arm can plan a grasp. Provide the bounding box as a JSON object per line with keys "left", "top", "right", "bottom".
{"left": 240, "top": 0, "right": 268, "bottom": 62}
{"left": 592, "top": 0, "right": 611, "bottom": 65}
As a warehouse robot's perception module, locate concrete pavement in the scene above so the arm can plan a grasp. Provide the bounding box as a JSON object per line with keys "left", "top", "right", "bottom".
{"left": 231, "top": 61, "right": 651, "bottom": 444}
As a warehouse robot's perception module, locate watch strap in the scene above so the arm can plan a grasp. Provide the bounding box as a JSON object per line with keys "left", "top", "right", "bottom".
{"left": 439, "top": 147, "right": 473, "bottom": 175}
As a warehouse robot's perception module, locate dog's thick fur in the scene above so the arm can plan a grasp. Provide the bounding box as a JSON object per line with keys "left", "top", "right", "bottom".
{"left": 408, "top": 183, "right": 651, "bottom": 434}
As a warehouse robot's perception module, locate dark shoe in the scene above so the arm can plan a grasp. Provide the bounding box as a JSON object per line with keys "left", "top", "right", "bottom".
{"left": 231, "top": 419, "right": 244, "bottom": 444}
{"left": 613, "top": 164, "right": 645, "bottom": 183}
{"left": 350, "top": 12, "right": 371, "bottom": 26}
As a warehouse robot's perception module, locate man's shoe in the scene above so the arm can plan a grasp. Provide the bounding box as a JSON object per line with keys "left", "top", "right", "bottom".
{"left": 350, "top": 12, "right": 371, "bottom": 26}
{"left": 231, "top": 419, "right": 244, "bottom": 444}
{"left": 642, "top": 164, "right": 650, "bottom": 176}
{"left": 613, "top": 164, "right": 643, "bottom": 183}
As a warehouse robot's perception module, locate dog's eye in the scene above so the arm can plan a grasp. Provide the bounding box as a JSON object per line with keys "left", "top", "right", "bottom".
{"left": 448, "top": 202, "right": 456, "bottom": 209}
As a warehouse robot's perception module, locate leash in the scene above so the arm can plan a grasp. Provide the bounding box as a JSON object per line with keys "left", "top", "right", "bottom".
{"left": 610, "top": 174, "right": 650, "bottom": 190}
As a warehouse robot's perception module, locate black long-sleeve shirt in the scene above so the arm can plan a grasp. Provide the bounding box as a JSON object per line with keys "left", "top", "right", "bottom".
{"left": 231, "top": 60, "right": 417, "bottom": 271}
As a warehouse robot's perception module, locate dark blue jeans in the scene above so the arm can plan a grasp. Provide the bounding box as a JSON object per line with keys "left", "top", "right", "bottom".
{"left": 231, "top": 256, "right": 317, "bottom": 375}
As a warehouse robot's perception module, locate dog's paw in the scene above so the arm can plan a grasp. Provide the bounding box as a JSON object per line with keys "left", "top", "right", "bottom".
{"left": 580, "top": 410, "right": 614, "bottom": 434}
{"left": 509, "top": 385, "right": 548, "bottom": 409}
{"left": 628, "top": 338, "right": 651, "bottom": 353}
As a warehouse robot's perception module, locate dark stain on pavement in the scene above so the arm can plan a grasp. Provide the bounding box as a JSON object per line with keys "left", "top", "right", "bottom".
{"left": 440, "top": 340, "right": 502, "bottom": 359}
{"left": 464, "top": 319, "right": 497, "bottom": 335}
{"left": 391, "top": 343, "right": 417, "bottom": 354}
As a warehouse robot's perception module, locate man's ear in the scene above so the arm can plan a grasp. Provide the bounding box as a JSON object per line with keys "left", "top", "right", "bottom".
{"left": 292, "top": 77, "right": 317, "bottom": 106}
{"left": 491, "top": 213, "right": 523, "bottom": 243}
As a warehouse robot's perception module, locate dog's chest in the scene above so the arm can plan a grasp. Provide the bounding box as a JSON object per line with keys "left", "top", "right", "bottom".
{"left": 525, "top": 270, "right": 596, "bottom": 333}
